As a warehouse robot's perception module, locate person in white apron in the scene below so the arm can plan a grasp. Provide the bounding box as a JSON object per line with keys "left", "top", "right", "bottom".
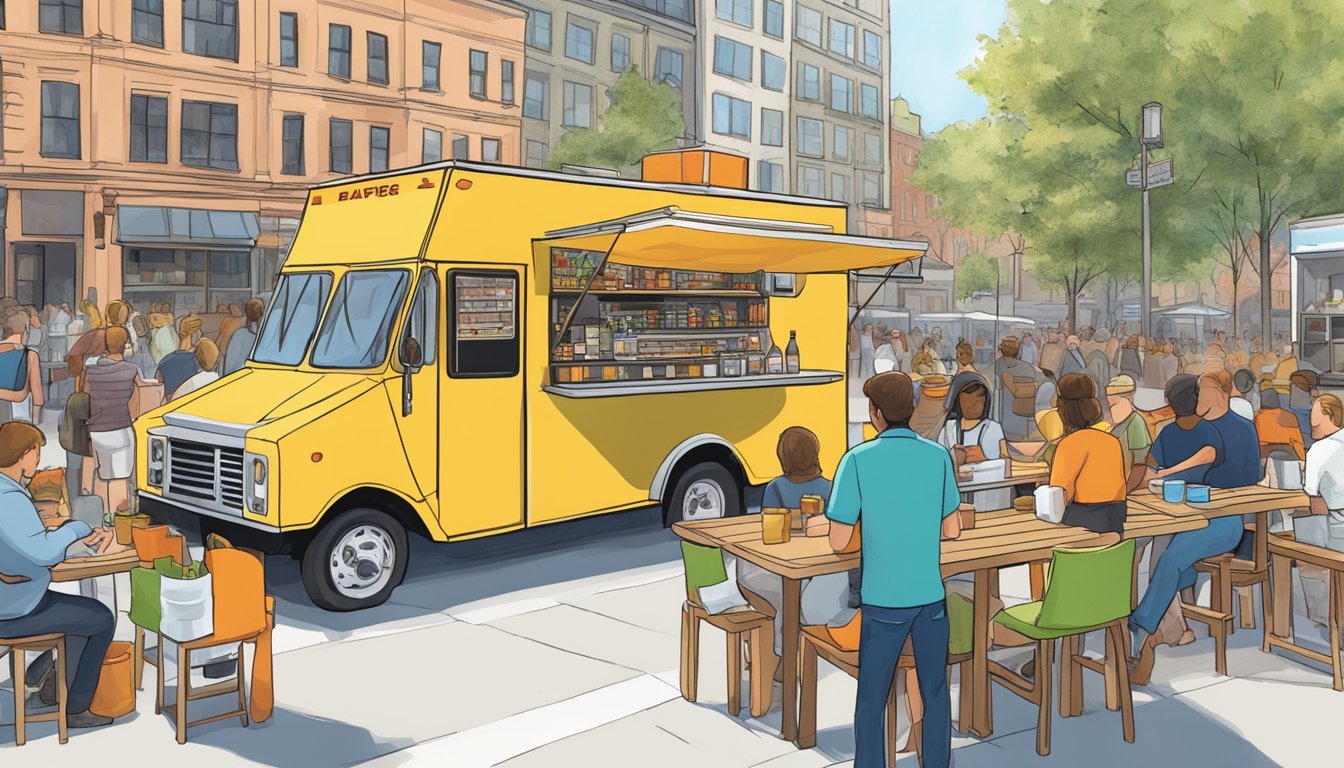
{"left": 938, "top": 372, "right": 1010, "bottom": 511}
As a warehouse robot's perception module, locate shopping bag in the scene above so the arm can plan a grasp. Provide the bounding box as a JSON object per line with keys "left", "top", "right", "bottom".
{"left": 129, "top": 555, "right": 182, "bottom": 633}
{"left": 89, "top": 641, "right": 136, "bottom": 718}
{"left": 203, "top": 544, "right": 266, "bottom": 641}
{"left": 160, "top": 560, "right": 213, "bottom": 643}
{"left": 132, "top": 524, "right": 183, "bottom": 564}
{"left": 250, "top": 595, "right": 276, "bottom": 724}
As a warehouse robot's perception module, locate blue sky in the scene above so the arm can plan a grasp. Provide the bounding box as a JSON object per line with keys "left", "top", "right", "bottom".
{"left": 890, "top": 0, "right": 1008, "bottom": 134}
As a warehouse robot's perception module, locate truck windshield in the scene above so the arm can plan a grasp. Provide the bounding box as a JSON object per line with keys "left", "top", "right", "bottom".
{"left": 310, "top": 269, "right": 411, "bottom": 369}
{"left": 252, "top": 272, "right": 333, "bottom": 365}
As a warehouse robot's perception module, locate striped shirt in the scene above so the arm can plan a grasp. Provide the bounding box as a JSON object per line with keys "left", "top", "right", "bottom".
{"left": 85, "top": 357, "right": 139, "bottom": 432}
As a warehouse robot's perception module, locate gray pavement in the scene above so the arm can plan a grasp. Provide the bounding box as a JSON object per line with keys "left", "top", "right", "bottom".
{"left": 2, "top": 446, "right": 1342, "bottom": 765}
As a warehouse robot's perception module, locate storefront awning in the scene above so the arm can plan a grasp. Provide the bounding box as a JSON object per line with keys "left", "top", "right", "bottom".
{"left": 535, "top": 207, "right": 928, "bottom": 275}
{"left": 117, "top": 205, "right": 260, "bottom": 248}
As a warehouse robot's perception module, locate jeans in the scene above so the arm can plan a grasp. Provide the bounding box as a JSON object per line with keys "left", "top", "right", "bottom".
{"left": 0, "top": 591, "right": 116, "bottom": 714}
{"left": 1130, "top": 516, "right": 1244, "bottom": 635}
{"left": 856, "top": 601, "right": 950, "bottom": 768}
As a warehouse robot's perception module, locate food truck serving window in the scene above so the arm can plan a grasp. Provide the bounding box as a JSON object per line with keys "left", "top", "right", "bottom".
{"left": 252, "top": 271, "right": 333, "bottom": 366}
{"left": 449, "top": 271, "right": 520, "bottom": 378}
{"left": 311, "top": 269, "right": 411, "bottom": 369}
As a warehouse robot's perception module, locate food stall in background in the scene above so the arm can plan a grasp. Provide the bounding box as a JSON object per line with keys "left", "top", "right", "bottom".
{"left": 1291, "top": 213, "right": 1344, "bottom": 385}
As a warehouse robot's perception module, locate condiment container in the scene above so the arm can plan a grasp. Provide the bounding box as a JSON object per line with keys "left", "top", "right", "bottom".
{"left": 1185, "top": 484, "right": 1211, "bottom": 504}
{"left": 957, "top": 503, "right": 976, "bottom": 530}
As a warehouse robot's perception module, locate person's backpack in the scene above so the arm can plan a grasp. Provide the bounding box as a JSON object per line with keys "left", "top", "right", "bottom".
{"left": 1002, "top": 372, "right": 1039, "bottom": 417}
{"left": 0, "top": 345, "right": 29, "bottom": 392}
{"left": 59, "top": 391, "right": 93, "bottom": 457}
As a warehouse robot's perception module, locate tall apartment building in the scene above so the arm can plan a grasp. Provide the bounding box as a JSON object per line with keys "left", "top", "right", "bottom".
{"left": 790, "top": 0, "right": 889, "bottom": 234}
{"left": 517, "top": 0, "right": 698, "bottom": 169}
{"left": 0, "top": 0, "right": 524, "bottom": 312}
{"left": 698, "top": 0, "right": 791, "bottom": 194}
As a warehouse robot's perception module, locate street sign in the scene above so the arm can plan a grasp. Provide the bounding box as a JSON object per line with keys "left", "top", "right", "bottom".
{"left": 1126, "top": 169, "right": 1142, "bottom": 188}
{"left": 1147, "top": 159, "right": 1174, "bottom": 188}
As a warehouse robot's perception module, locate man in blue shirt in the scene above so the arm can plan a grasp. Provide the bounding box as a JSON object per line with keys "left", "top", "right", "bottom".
{"left": 0, "top": 421, "right": 118, "bottom": 729}
{"left": 827, "top": 372, "right": 961, "bottom": 768}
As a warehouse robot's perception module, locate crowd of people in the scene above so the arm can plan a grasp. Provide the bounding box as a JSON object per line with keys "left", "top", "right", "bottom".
{"left": 0, "top": 293, "right": 265, "bottom": 732}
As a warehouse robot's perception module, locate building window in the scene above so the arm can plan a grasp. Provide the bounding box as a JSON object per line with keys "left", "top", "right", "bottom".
{"left": 132, "top": 0, "right": 164, "bottom": 47}
{"left": 831, "top": 173, "right": 849, "bottom": 203}
{"left": 797, "top": 62, "right": 820, "bottom": 101}
{"left": 862, "top": 171, "right": 882, "bottom": 205}
{"left": 713, "top": 36, "right": 752, "bottom": 82}
{"left": 863, "top": 30, "right": 882, "bottom": 69}
{"left": 758, "top": 160, "right": 782, "bottom": 193}
{"left": 183, "top": 0, "right": 238, "bottom": 62}
{"left": 40, "top": 82, "right": 80, "bottom": 159}
{"left": 761, "top": 108, "right": 783, "bottom": 147}
{"left": 523, "top": 72, "right": 549, "bottom": 120}
{"left": 860, "top": 83, "right": 880, "bottom": 120}
{"left": 526, "top": 8, "right": 552, "bottom": 52}
{"left": 526, "top": 140, "right": 548, "bottom": 168}
{"left": 181, "top": 100, "right": 238, "bottom": 171}
{"left": 368, "top": 32, "right": 389, "bottom": 85}
{"left": 130, "top": 94, "right": 168, "bottom": 163}
{"left": 482, "top": 137, "right": 501, "bottom": 163}
{"left": 830, "top": 74, "right": 853, "bottom": 113}
{"left": 279, "top": 12, "right": 298, "bottom": 67}
{"left": 798, "top": 165, "right": 823, "bottom": 197}
{"left": 795, "top": 6, "right": 821, "bottom": 46}
{"left": 796, "top": 117, "right": 822, "bottom": 156}
{"left": 328, "top": 24, "right": 351, "bottom": 78}
{"left": 565, "top": 19, "right": 595, "bottom": 64}
{"left": 369, "top": 126, "right": 389, "bottom": 172}
{"left": 469, "top": 50, "right": 488, "bottom": 99}
{"left": 761, "top": 51, "right": 785, "bottom": 91}
{"left": 501, "top": 60, "right": 516, "bottom": 105}
{"left": 422, "top": 41, "right": 442, "bottom": 91}
{"left": 655, "top": 48, "right": 684, "bottom": 89}
{"left": 423, "top": 128, "right": 442, "bottom": 163}
{"left": 711, "top": 93, "right": 751, "bottom": 140}
{"left": 715, "top": 0, "right": 751, "bottom": 27}
{"left": 864, "top": 132, "right": 881, "bottom": 165}
{"left": 329, "top": 118, "right": 352, "bottom": 173}
{"left": 764, "top": 0, "right": 783, "bottom": 39}
{"left": 611, "top": 33, "right": 631, "bottom": 72}
{"left": 829, "top": 20, "right": 855, "bottom": 58}
{"left": 39, "top": 0, "right": 82, "bottom": 36}
{"left": 452, "top": 135, "right": 469, "bottom": 160}
{"left": 833, "top": 124, "right": 851, "bottom": 161}
{"left": 562, "top": 81, "right": 593, "bottom": 128}
{"left": 281, "top": 114, "right": 304, "bottom": 175}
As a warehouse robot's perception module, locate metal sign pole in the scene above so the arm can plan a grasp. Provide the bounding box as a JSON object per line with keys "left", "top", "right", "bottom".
{"left": 1141, "top": 139, "right": 1152, "bottom": 340}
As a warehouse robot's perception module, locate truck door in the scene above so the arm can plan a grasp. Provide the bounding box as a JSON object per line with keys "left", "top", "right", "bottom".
{"left": 395, "top": 267, "right": 442, "bottom": 500}
{"left": 439, "top": 266, "right": 526, "bottom": 536}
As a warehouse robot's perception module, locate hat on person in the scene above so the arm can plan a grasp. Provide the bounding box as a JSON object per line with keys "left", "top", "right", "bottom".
{"left": 1106, "top": 374, "right": 1136, "bottom": 395}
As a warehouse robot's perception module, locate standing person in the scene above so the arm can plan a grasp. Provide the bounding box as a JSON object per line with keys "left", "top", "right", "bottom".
{"left": 1021, "top": 331, "right": 1041, "bottom": 366}
{"left": 849, "top": 323, "right": 862, "bottom": 380}
{"left": 0, "top": 421, "right": 118, "bottom": 730}
{"left": 827, "top": 372, "right": 961, "bottom": 768}
{"left": 1048, "top": 373, "right": 1128, "bottom": 534}
{"left": 874, "top": 330, "right": 900, "bottom": 375}
{"left": 859, "top": 323, "right": 876, "bottom": 381}
{"left": 155, "top": 314, "right": 203, "bottom": 397}
{"left": 1059, "top": 335, "right": 1087, "bottom": 377}
{"left": 997, "top": 336, "right": 1045, "bottom": 441}
{"left": 222, "top": 298, "right": 265, "bottom": 376}
{"left": 0, "top": 309, "right": 44, "bottom": 424}
{"left": 169, "top": 339, "right": 220, "bottom": 400}
{"left": 1106, "top": 375, "right": 1154, "bottom": 492}
{"left": 939, "top": 372, "right": 1008, "bottom": 511}
{"left": 1119, "top": 336, "right": 1144, "bottom": 383}
{"left": 84, "top": 327, "right": 143, "bottom": 518}
{"left": 953, "top": 339, "right": 979, "bottom": 376}
{"left": 892, "top": 329, "right": 912, "bottom": 373}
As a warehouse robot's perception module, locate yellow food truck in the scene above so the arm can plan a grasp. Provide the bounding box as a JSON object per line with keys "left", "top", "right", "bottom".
{"left": 135, "top": 153, "right": 926, "bottom": 610}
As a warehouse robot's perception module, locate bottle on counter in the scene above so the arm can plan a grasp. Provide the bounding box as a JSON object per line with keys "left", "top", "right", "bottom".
{"left": 767, "top": 342, "right": 784, "bottom": 375}
{"left": 785, "top": 331, "right": 800, "bottom": 374}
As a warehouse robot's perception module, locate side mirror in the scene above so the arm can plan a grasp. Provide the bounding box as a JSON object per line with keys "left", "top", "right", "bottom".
{"left": 401, "top": 337, "right": 423, "bottom": 371}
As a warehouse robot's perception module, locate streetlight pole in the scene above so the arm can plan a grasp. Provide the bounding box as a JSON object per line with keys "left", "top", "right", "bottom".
{"left": 1140, "top": 102, "right": 1163, "bottom": 340}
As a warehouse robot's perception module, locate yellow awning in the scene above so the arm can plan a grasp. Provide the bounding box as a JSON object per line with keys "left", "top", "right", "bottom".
{"left": 535, "top": 207, "right": 927, "bottom": 275}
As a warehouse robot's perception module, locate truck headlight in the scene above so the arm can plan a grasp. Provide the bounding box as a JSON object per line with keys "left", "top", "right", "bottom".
{"left": 245, "top": 452, "right": 269, "bottom": 515}
{"left": 148, "top": 437, "right": 166, "bottom": 487}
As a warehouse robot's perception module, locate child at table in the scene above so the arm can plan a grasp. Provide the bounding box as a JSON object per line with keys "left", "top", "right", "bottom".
{"left": 737, "top": 427, "right": 857, "bottom": 681}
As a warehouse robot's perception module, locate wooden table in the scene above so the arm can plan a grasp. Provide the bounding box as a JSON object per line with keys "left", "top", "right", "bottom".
{"left": 957, "top": 462, "right": 1050, "bottom": 495}
{"left": 1127, "top": 486, "right": 1307, "bottom": 519}
{"left": 50, "top": 550, "right": 142, "bottom": 583}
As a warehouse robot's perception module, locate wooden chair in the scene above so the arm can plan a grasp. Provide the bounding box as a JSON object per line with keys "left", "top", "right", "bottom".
{"left": 679, "top": 542, "right": 773, "bottom": 718}
{"left": 1181, "top": 553, "right": 1237, "bottom": 676}
{"left": 2, "top": 633, "right": 68, "bottom": 746}
{"left": 1265, "top": 532, "right": 1344, "bottom": 691}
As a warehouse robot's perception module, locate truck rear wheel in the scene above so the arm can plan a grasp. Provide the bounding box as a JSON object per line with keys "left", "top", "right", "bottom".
{"left": 300, "top": 507, "right": 408, "bottom": 612}
{"left": 664, "top": 462, "right": 742, "bottom": 526}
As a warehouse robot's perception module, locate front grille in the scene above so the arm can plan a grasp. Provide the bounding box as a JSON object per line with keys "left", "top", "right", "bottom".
{"left": 168, "top": 439, "right": 246, "bottom": 511}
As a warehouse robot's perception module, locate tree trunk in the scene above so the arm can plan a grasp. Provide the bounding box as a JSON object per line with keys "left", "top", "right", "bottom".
{"left": 1259, "top": 226, "right": 1273, "bottom": 350}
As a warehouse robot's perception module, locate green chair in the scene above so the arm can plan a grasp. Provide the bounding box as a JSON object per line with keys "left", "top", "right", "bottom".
{"left": 990, "top": 538, "right": 1137, "bottom": 756}
{"left": 679, "top": 542, "right": 773, "bottom": 718}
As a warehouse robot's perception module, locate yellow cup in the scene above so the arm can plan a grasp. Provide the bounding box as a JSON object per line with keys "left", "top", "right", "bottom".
{"left": 762, "top": 508, "right": 791, "bottom": 544}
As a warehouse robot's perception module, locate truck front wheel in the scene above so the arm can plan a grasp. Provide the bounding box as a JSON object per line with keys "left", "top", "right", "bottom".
{"left": 300, "top": 507, "right": 408, "bottom": 611}
{"left": 664, "top": 462, "right": 742, "bottom": 526}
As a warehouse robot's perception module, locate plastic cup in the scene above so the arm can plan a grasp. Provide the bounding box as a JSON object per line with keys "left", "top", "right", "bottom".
{"left": 762, "top": 509, "right": 791, "bottom": 544}
{"left": 1162, "top": 480, "right": 1187, "bottom": 504}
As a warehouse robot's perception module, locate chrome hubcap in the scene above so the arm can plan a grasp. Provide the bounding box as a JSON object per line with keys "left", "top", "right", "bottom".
{"left": 329, "top": 524, "right": 396, "bottom": 599}
{"left": 682, "top": 480, "right": 726, "bottom": 521}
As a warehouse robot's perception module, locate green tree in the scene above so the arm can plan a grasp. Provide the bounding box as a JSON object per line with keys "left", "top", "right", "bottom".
{"left": 549, "top": 68, "right": 685, "bottom": 174}
{"left": 954, "top": 253, "right": 1000, "bottom": 300}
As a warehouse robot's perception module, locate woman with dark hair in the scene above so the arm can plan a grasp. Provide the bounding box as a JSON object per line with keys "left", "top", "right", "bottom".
{"left": 1048, "top": 373, "right": 1129, "bottom": 534}
{"left": 1147, "top": 374, "right": 1222, "bottom": 484}
{"left": 939, "top": 372, "right": 1008, "bottom": 510}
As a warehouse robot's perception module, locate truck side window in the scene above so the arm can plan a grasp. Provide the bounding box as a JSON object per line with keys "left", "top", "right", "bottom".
{"left": 405, "top": 269, "right": 439, "bottom": 365}
{"left": 449, "top": 270, "right": 519, "bottom": 377}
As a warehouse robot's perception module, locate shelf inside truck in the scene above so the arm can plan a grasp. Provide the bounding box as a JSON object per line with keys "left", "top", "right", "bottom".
{"left": 543, "top": 370, "right": 843, "bottom": 398}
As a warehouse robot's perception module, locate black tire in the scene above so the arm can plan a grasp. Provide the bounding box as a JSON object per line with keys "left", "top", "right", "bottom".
{"left": 300, "top": 507, "right": 408, "bottom": 612}
{"left": 663, "top": 462, "right": 742, "bottom": 526}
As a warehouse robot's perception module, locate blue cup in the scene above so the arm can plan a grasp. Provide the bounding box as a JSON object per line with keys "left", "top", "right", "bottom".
{"left": 1163, "top": 480, "right": 1187, "bottom": 503}
{"left": 1186, "top": 484, "right": 1211, "bottom": 504}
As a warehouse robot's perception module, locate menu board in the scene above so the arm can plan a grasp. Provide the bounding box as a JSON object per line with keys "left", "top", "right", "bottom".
{"left": 456, "top": 275, "right": 516, "bottom": 340}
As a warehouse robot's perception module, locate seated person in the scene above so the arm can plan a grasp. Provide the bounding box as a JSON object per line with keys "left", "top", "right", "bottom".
{"left": 738, "top": 427, "right": 856, "bottom": 680}
{"left": 1105, "top": 375, "right": 1153, "bottom": 492}
{"left": 938, "top": 372, "right": 1008, "bottom": 510}
{"left": 1050, "top": 373, "right": 1129, "bottom": 534}
{"left": 0, "top": 422, "right": 118, "bottom": 729}
{"left": 1254, "top": 380, "right": 1305, "bottom": 461}
{"left": 1297, "top": 395, "right": 1344, "bottom": 624}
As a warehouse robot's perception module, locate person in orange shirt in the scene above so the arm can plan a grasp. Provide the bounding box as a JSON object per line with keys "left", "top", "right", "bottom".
{"left": 1048, "top": 373, "right": 1129, "bottom": 534}
{"left": 1254, "top": 380, "right": 1306, "bottom": 461}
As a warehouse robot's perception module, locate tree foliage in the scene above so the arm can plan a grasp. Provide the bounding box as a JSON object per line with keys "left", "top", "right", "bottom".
{"left": 549, "top": 68, "right": 685, "bottom": 174}
{"left": 954, "top": 253, "right": 1000, "bottom": 300}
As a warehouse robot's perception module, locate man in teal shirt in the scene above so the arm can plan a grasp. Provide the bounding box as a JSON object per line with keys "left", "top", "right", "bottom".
{"left": 828, "top": 372, "right": 961, "bottom": 768}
